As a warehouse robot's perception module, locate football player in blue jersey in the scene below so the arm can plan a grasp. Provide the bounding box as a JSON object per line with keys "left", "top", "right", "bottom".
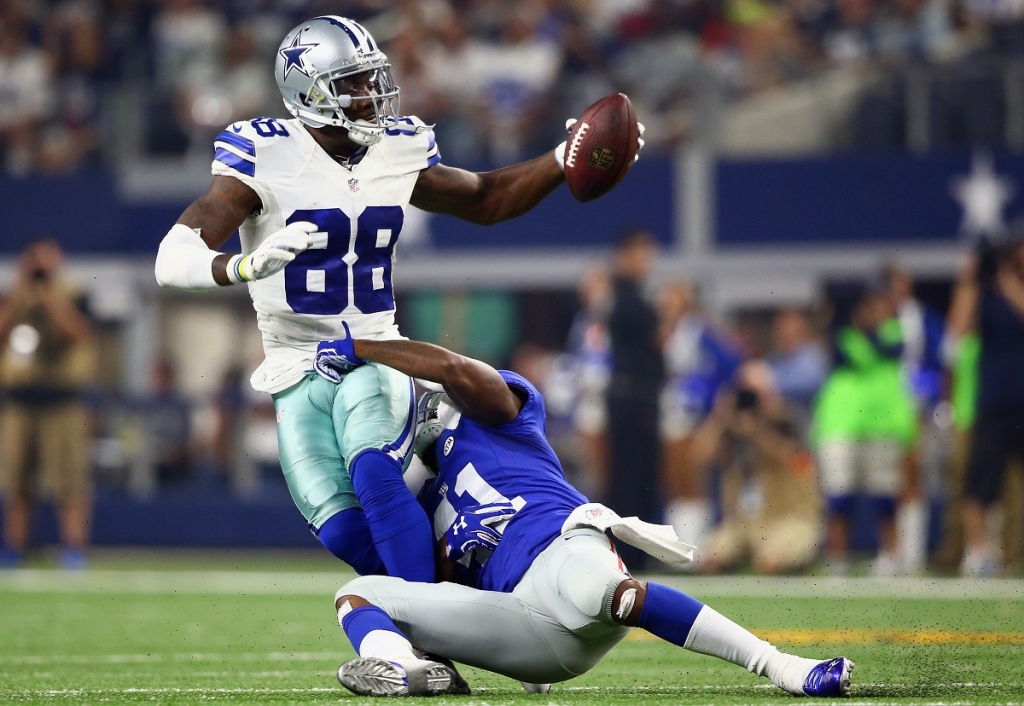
{"left": 312, "top": 330, "right": 856, "bottom": 698}
{"left": 153, "top": 16, "right": 623, "bottom": 583}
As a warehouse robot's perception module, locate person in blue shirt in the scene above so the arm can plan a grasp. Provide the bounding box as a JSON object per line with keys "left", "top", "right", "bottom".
{"left": 659, "top": 281, "right": 743, "bottom": 554}
{"left": 311, "top": 328, "right": 854, "bottom": 698}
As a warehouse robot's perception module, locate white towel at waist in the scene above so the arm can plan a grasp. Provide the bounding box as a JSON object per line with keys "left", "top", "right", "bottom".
{"left": 561, "top": 503, "right": 696, "bottom": 565}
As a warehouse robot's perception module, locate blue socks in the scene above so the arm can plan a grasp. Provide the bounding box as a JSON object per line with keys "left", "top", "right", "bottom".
{"left": 316, "top": 508, "right": 386, "bottom": 576}
{"left": 636, "top": 582, "right": 705, "bottom": 646}
{"left": 341, "top": 605, "right": 402, "bottom": 654}
{"left": 350, "top": 449, "right": 435, "bottom": 582}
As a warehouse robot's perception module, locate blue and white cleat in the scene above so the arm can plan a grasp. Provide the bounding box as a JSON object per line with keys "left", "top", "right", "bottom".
{"left": 802, "top": 657, "right": 855, "bottom": 697}
{"left": 337, "top": 656, "right": 469, "bottom": 697}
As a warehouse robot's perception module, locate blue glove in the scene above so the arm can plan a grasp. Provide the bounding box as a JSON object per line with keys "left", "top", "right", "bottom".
{"left": 443, "top": 501, "right": 517, "bottom": 563}
{"left": 313, "top": 322, "right": 366, "bottom": 383}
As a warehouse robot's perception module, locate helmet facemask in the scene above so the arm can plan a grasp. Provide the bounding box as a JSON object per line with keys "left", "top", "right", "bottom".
{"left": 413, "top": 390, "right": 464, "bottom": 473}
{"left": 294, "top": 56, "right": 400, "bottom": 146}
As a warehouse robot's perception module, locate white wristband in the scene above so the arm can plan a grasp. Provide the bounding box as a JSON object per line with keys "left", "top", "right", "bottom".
{"left": 226, "top": 254, "right": 251, "bottom": 284}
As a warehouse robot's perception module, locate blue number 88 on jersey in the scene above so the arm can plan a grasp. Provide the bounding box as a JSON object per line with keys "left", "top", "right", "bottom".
{"left": 283, "top": 206, "right": 404, "bottom": 315}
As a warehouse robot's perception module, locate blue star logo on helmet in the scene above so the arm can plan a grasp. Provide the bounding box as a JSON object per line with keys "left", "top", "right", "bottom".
{"left": 279, "top": 32, "right": 318, "bottom": 80}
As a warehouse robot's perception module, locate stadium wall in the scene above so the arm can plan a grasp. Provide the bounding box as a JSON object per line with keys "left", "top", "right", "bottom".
{"left": 3, "top": 150, "right": 1020, "bottom": 256}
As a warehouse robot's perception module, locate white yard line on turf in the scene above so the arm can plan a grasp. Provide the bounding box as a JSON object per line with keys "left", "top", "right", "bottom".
{"left": 557, "top": 684, "right": 1024, "bottom": 691}
{"left": 0, "top": 570, "right": 344, "bottom": 595}
{"left": 1, "top": 570, "right": 1022, "bottom": 599}
{"left": 4, "top": 684, "right": 1017, "bottom": 695}
{"left": 4, "top": 671, "right": 313, "bottom": 679}
{"left": 0, "top": 653, "right": 339, "bottom": 665}
{"left": 1, "top": 684, "right": 1019, "bottom": 706}
{"left": 33, "top": 688, "right": 339, "bottom": 695}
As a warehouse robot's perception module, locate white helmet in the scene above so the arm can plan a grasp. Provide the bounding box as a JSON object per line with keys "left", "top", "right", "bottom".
{"left": 275, "top": 15, "right": 399, "bottom": 146}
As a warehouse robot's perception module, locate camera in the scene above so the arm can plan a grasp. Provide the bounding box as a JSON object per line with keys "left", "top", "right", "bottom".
{"left": 735, "top": 388, "right": 760, "bottom": 412}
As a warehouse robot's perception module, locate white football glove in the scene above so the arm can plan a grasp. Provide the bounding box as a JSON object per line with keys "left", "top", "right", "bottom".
{"left": 553, "top": 119, "right": 646, "bottom": 171}
{"left": 227, "top": 221, "right": 317, "bottom": 283}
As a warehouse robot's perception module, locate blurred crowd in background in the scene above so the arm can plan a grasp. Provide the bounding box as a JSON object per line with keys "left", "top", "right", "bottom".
{"left": 3, "top": 0, "right": 1024, "bottom": 174}
{"left": 4, "top": 230, "right": 1023, "bottom": 577}
{"left": 514, "top": 230, "right": 1024, "bottom": 580}
{"left": 2, "top": 0, "right": 1023, "bottom": 576}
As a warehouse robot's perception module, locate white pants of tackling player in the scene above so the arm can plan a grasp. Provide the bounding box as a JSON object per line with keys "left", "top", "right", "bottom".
{"left": 336, "top": 527, "right": 631, "bottom": 684}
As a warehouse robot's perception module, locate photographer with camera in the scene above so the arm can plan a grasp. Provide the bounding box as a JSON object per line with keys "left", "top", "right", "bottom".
{"left": 0, "top": 240, "right": 96, "bottom": 568}
{"left": 946, "top": 228, "right": 1024, "bottom": 576}
{"left": 689, "top": 362, "right": 823, "bottom": 574}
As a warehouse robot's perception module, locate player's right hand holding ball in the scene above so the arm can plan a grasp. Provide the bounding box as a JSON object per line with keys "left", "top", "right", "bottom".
{"left": 553, "top": 93, "right": 646, "bottom": 202}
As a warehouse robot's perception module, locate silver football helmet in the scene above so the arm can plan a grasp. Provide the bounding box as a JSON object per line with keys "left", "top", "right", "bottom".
{"left": 275, "top": 15, "right": 399, "bottom": 146}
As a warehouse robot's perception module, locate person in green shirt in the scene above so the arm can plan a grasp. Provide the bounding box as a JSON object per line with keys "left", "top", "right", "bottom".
{"left": 813, "top": 280, "right": 917, "bottom": 574}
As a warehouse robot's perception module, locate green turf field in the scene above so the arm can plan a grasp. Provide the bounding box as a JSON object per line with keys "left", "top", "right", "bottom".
{"left": 1, "top": 559, "right": 1022, "bottom": 705}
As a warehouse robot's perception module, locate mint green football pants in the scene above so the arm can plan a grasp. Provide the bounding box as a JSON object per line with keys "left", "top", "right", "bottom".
{"left": 272, "top": 364, "right": 416, "bottom": 530}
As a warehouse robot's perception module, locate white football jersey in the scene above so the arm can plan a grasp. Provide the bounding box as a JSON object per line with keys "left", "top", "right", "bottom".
{"left": 210, "top": 116, "right": 440, "bottom": 394}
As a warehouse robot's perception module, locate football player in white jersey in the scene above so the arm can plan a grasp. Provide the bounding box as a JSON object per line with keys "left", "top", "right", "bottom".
{"left": 153, "top": 16, "right": 602, "bottom": 582}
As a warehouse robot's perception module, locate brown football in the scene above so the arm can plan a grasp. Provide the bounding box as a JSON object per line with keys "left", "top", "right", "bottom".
{"left": 563, "top": 93, "right": 640, "bottom": 203}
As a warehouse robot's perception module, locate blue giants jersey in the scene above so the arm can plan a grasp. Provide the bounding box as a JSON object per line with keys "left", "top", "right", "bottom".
{"left": 417, "top": 371, "right": 588, "bottom": 593}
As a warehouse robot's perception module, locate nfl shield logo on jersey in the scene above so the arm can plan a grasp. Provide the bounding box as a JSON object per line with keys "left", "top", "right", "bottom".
{"left": 348, "top": 178, "right": 360, "bottom": 193}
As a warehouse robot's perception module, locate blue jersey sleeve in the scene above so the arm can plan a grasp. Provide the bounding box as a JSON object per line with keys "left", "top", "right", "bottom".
{"left": 495, "top": 370, "right": 546, "bottom": 435}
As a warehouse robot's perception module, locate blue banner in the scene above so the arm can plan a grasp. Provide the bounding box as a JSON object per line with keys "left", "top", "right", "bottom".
{"left": 716, "top": 150, "right": 1024, "bottom": 246}
{"left": 5, "top": 151, "right": 1021, "bottom": 254}
{"left": 0, "top": 160, "right": 675, "bottom": 254}
{"left": 428, "top": 158, "right": 674, "bottom": 248}
{"left": 2, "top": 171, "right": 129, "bottom": 253}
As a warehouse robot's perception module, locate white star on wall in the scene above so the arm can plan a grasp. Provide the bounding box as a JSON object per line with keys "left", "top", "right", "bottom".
{"left": 950, "top": 150, "right": 1016, "bottom": 239}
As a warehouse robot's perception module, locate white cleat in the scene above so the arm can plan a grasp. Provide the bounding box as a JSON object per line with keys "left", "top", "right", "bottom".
{"left": 521, "top": 681, "right": 551, "bottom": 694}
{"left": 337, "top": 656, "right": 465, "bottom": 697}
